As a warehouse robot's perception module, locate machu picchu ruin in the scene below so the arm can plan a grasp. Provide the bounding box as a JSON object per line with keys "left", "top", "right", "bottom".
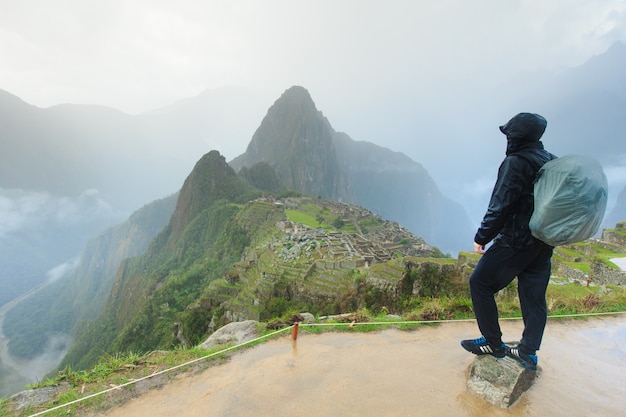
{"left": 204, "top": 198, "right": 626, "bottom": 323}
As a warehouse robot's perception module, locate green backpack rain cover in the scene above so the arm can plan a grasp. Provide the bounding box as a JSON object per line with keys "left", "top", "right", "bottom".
{"left": 530, "top": 155, "right": 608, "bottom": 246}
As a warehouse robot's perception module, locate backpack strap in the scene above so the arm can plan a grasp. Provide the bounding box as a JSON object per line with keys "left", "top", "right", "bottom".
{"left": 511, "top": 150, "right": 557, "bottom": 183}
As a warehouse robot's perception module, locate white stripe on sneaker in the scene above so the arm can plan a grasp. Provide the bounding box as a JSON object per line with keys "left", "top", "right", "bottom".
{"left": 479, "top": 345, "right": 493, "bottom": 354}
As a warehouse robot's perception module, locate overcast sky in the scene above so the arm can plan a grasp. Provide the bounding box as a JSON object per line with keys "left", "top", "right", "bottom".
{"left": 2, "top": 0, "right": 626, "bottom": 224}
{"left": 2, "top": 0, "right": 624, "bottom": 114}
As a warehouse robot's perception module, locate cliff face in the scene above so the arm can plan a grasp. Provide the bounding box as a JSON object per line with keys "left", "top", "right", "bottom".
{"left": 1, "top": 193, "right": 177, "bottom": 386}
{"left": 3, "top": 194, "right": 176, "bottom": 327}
{"left": 331, "top": 132, "right": 473, "bottom": 253}
{"left": 61, "top": 151, "right": 260, "bottom": 368}
{"left": 168, "top": 151, "right": 257, "bottom": 246}
{"left": 231, "top": 86, "right": 473, "bottom": 253}
{"left": 231, "top": 86, "right": 352, "bottom": 201}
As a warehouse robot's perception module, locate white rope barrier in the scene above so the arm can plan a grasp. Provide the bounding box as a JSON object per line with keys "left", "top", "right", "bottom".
{"left": 300, "top": 310, "right": 626, "bottom": 329}
{"left": 26, "top": 310, "right": 625, "bottom": 416}
{"left": 27, "top": 326, "right": 292, "bottom": 417}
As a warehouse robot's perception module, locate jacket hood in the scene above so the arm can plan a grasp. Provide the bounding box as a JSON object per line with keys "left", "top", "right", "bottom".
{"left": 500, "top": 113, "right": 547, "bottom": 155}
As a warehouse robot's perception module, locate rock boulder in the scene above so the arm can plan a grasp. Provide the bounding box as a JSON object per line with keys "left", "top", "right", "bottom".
{"left": 198, "top": 320, "right": 259, "bottom": 350}
{"left": 466, "top": 354, "right": 537, "bottom": 408}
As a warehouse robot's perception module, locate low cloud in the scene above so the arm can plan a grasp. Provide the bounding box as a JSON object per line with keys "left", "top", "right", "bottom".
{"left": 46, "top": 257, "right": 81, "bottom": 284}
{"left": 0, "top": 188, "right": 120, "bottom": 239}
{"left": 604, "top": 161, "right": 626, "bottom": 189}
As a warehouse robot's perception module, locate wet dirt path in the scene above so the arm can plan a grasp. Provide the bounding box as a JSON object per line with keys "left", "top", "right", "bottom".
{"left": 99, "top": 315, "right": 626, "bottom": 417}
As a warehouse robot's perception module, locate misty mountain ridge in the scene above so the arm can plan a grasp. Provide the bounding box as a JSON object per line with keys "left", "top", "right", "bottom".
{"left": 60, "top": 151, "right": 262, "bottom": 368}
{"left": 231, "top": 86, "right": 352, "bottom": 201}
{"left": 0, "top": 86, "right": 270, "bottom": 310}
{"left": 231, "top": 86, "right": 473, "bottom": 252}
{"left": 57, "top": 148, "right": 443, "bottom": 370}
{"left": 495, "top": 40, "right": 626, "bottom": 162}
{"left": 0, "top": 193, "right": 177, "bottom": 397}
{"left": 563, "top": 40, "right": 626, "bottom": 102}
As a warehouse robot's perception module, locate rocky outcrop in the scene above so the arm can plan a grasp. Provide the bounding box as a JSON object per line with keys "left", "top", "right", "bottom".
{"left": 230, "top": 86, "right": 351, "bottom": 201}
{"left": 8, "top": 384, "right": 69, "bottom": 411}
{"left": 467, "top": 355, "right": 536, "bottom": 408}
{"left": 198, "top": 320, "right": 260, "bottom": 350}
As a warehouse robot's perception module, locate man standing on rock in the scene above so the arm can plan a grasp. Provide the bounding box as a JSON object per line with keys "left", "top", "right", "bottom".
{"left": 460, "top": 112, "right": 556, "bottom": 371}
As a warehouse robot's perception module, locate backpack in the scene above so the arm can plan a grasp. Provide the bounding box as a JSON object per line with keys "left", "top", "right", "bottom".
{"left": 528, "top": 154, "right": 608, "bottom": 246}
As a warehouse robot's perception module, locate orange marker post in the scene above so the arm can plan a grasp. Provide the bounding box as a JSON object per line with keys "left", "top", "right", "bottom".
{"left": 291, "top": 322, "right": 299, "bottom": 341}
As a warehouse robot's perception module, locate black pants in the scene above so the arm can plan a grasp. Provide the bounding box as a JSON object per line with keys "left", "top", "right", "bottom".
{"left": 469, "top": 242, "right": 553, "bottom": 353}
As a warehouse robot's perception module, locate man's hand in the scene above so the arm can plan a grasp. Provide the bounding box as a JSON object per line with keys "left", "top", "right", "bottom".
{"left": 474, "top": 242, "right": 485, "bottom": 255}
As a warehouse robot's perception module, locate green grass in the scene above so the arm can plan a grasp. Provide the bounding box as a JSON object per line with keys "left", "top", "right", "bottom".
{"left": 555, "top": 246, "right": 584, "bottom": 259}
{"left": 284, "top": 209, "right": 322, "bottom": 228}
{"left": 3, "top": 282, "right": 625, "bottom": 417}
{"left": 562, "top": 261, "right": 591, "bottom": 273}
{"left": 597, "top": 255, "right": 626, "bottom": 270}
{"left": 358, "top": 218, "right": 382, "bottom": 229}
{"left": 553, "top": 242, "right": 626, "bottom": 271}
{"left": 403, "top": 256, "right": 457, "bottom": 265}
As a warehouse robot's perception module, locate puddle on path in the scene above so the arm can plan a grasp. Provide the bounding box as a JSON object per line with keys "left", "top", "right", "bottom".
{"left": 102, "top": 315, "right": 626, "bottom": 417}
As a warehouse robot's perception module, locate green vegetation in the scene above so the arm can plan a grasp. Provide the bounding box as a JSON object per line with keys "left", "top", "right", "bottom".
{"left": 285, "top": 209, "right": 323, "bottom": 228}
{"left": 554, "top": 242, "right": 626, "bottom": 273}
{"left": 59, "top": 150, "right": 263, "bottom": 371}
{"left": 238, "top": 161, "right": 282, "bottom": 192}
{"left": 2, "top": 283, "right": 624, "bottom": 416}
{"left": 4, "top": 161, "right": 624, "bottom": 416}
{"left": 3, "top": 280, "right": 74, "bottom": 359}
{"left": 2, "top": 193, "right": 179, "bottom": 362}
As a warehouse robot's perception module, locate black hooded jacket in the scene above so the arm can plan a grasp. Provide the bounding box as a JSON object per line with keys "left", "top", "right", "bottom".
{"left": 474, "top": 113, "right": 556, "bottom": 249}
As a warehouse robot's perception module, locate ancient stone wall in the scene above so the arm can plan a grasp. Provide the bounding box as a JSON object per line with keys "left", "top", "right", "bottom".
{"left": 590, "top": 260, "right": 626, "bottom": 285}
{"left": 601, "top": 229, "right": 626, "bottom": 247}
{"left": 554, "top": 263, "right": 586, "bottom": 282}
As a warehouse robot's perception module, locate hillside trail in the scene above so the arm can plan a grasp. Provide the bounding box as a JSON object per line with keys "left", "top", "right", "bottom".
{"left": 98, "top": 315, "right": 625, "bottom": 417}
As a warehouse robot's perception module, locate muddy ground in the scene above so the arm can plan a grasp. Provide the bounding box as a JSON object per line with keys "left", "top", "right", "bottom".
{"left": 96, "top": 315, "right": 625, "bottom": 417}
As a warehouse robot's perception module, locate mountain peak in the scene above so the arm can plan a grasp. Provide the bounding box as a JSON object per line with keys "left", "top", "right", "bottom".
{"left": 606, "top": 40, "right": 626, "bottom": 54}
{"left": 168, "top": 150, "right": 255, "bottom": 244}
{"left": 277, "top": 85, "right": 314, "bottom": 103}
{"left": 0, "top": 89, "right": 37, "bottom": 112}
{"left": 582, "top": 40, "right": 626, "bottom": 70}
{"left": 268, "top": 85, "right": 319, "bottom": 119}
{"left": 231, "top": 86, "right": 350, "bottom": 200}
{"left": 555, "top": 39, "right": 626, "bottom": 104}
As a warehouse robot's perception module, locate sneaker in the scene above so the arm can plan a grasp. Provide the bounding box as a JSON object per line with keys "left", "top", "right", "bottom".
{"left": 460, "top": 336, "right": 505, "bottom": 358}
{"left": 506, "top": 345, "right": 538, "bottom": 371}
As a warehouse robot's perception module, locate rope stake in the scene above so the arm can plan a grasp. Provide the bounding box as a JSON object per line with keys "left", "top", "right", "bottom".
{"left": 291, "top": 322, "right": 299, "bottom": 341}
{"left": 26, "top": 310, "right": 624, "bottom": 416}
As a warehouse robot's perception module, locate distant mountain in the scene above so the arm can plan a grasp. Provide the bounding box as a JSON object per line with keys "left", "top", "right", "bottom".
{"left": 60, "top": 149, "right": 445, "bottom": 370}
{"left": 0, "top": 86, "right": 269, "bottom": 211}
{"left": 605, "top": 185, "right": 626, "bottom": 228}
{"left": 61, "top": 151, "right": 261, "bottom": 369}
{"left": 5, "top": 40, "right": 625, "bottom": 313}
{"left": 498, "top": 41, "right": 626, "bottom": 163}
{"left": 515, "top": 42, "right": 626, "bottom": 227}
{"left": 332, "top": 132, "right": 472, "bottom": 253}
{"left": 231, "top": 86, "right": 473, "bottom": 253}
{"left": 0, "top": 86, "right": 270, "bottom": 311}
{"left": 430, "top": 41, "right": 626, "bottom": 227}
{"left": 0, "top": 193, "right": 176, "bottom": 396}
{"left": 231, "top": 86, "right": 352, "bottom": 201}
{"left": 0, "top": 188, "right": 122, "bottom": 307}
